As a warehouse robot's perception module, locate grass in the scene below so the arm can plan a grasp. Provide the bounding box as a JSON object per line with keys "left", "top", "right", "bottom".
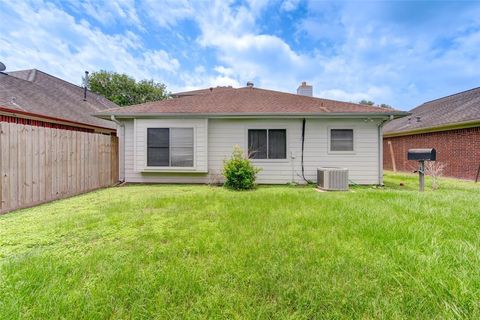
{"left": 0, "top": 172, "right": 479, "bottom": 319}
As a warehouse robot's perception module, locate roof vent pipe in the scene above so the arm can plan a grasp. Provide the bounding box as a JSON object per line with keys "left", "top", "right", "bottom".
{"left": 246, "top": 81, "right": 254, "bottom": 88}
{"left": 83, "top": 70, "right": 89, "bottom": 101}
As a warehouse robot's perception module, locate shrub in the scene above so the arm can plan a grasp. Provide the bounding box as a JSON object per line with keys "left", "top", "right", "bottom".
{"left": 425, "top": 161, "right": 446, "bottom": 190}
{"left": 222, "top": 145, "right": 261, "bottom": 190}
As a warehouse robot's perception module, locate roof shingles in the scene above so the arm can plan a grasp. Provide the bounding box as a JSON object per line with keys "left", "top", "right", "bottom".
{"left": 97, "top": 87, "right": 405, "bottom": 116}
{"left": 384, "top": 87, "right": 480, "bottom": 134}
{"left": 1, "top": 69, "right": 116, "bottom": 129}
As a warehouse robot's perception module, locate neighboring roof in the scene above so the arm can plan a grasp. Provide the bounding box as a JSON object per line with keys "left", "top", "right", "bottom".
{"left": 1, "top": 69, "right": 116, "bottom": 130}
{"left": 384, "top": 87, "right": 480, "bottom": 136}
{"left": 172, "top": 86, "right": 235, "bottom": 98}
{"left": 96, "top": 86, "right": 407, "bottom": 118}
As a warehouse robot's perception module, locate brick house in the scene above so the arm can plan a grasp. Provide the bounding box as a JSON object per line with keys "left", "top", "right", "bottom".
{"left": 383, "top": 87, "right": 480, "bottom": 181}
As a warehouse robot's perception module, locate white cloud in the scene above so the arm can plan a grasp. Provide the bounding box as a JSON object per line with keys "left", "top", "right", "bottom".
{"left": 0, "top": 0, "right": 180, "bottom": 86}
{"left": 2, "top": 0, "right": 480, "bottom": 109}
{"left": 281, "top": 0, "right": 300, "bottom": 12}
{"left": 143, "top": 50, "right": 180, "bottom": 73}
{"left": 176, "top": 66, "right": 241, "bottom": 91}
{"left": 61, "top": 0, "right": 142, "bottom": 28}
{"left": 142, "top": 0, "right": 193, "bottom": 28}
{"left": 318, "top": 87, "right": 392, "bottom": 104}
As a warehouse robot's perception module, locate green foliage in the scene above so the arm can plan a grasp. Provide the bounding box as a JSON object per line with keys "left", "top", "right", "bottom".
{"left": 222, "top": 145, "right": 261, "bottom": 190}
{"left": 87, "top": 70, "right": 169, "bottom": 106}
{"left": 358, "top": 100, "right": 395, "bottom": 109}
{"left": 359, "top": 99, "right": 375, "bottom": 106}
{"left": 0, "top": 173, "right": 479, "bottom": 318}
{"left": 379, "top": 103, "right": 393, "bottom": 109}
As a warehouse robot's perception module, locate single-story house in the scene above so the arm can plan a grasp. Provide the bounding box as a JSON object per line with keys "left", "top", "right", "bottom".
{"left": 0, "top": 68, "right": 117, "bottom": 133}
{"left": 95, "top": 82, "right": 408, "bottom": 185}
{"left": 383, "top": 87, "right": 480, "bottom": 180}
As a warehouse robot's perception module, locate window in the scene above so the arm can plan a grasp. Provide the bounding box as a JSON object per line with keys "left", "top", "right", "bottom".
{"left": 330, "top": 129, "right": 354, "bottom": 152}
{"left": 248, "top": 129, "right": 286, "bottom": 159}
{"left": 147, "top": 128, "right": 194, "bottom": 167}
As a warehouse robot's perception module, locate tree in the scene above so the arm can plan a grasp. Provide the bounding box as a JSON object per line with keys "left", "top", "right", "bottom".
{"left": 359, "top": 99, "right": 375, "bottom": 106}
{"left": 379, "top": 103, "right": 393, "bottom": 109}
{"left": 358, "top": 100, "right": 395, "bottom": 109}
{"left": 87, "top": 70, "right": 169, "bottom": 106}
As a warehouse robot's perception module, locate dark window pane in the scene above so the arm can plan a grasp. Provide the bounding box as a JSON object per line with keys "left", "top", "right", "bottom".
{"left": 331, "top": 129, "right": 354, "bottom": 151}
{"left": 268, "top": 129, "right": 286, "bottom": 159}
{"left": 147, "top": 128, "right": 169, "bottom": 147}
{"left": 147, "top": 147, "right": 169, "bottom": 166}
{"left": 248, "top": 129, "right": 267, "bottom": 159}
{"left": 147, "top": 128, "right": 170, "bottom": 166}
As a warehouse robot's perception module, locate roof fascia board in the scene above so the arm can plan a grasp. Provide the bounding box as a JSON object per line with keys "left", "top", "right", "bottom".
{"left": 95, "top": 112, "right": 409, "bottom": 120}
{"left": 384, "top": 120, "right": 480, "bottom": 137}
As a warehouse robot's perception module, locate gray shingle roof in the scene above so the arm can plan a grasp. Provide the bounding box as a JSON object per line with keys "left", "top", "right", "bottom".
{"left": 384, "top": 87, "right": 480, "bottom": 134}
{"left": 1, "top": 69, "right": 116, "bottom": 129}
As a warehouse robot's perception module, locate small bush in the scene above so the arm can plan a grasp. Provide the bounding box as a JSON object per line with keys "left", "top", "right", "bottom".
{"left": 222, "top": 145, "right": 261, "bottom": 190}
{"left": 425, "top": 161, "right": 446, "bottom": 190}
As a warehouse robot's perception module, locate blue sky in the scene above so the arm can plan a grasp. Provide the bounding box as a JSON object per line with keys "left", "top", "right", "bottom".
{"left": 1, "top": 0, "right": 479, "bottom": 110}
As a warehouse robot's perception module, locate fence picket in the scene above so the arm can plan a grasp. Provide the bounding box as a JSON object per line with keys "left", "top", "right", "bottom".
{"left": 0, "top": 124, "right": 119, "bottom": 214}
{"left": 1, "top": 123, "right": 9, "bottom": 210}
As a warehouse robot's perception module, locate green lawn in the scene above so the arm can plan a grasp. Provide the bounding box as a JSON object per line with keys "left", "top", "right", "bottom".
{"left": 1, "top": 173, "right": 479, "bottom": 319}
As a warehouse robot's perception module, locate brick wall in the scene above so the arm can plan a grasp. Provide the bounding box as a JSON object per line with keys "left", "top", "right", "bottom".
{"left": 0, "top": 114, "right": 95, "bottom": 132}
{"left": 383, "top": 126, "right": 480, "bottom": 180}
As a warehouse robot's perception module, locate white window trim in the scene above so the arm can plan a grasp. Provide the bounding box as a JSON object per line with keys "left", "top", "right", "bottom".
{"left": 143, "top": 126, "right": 197, "bottom": 171}
{"left": 245, "top": 127, "right": 290, "bottom": 163}
{"left": 327, "top": 127, "right": 356, "bottom": 154}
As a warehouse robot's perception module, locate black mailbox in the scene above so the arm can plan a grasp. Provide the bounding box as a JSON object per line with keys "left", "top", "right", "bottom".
{"left": 407, "top": 148, "right": 436, "bottom": 161}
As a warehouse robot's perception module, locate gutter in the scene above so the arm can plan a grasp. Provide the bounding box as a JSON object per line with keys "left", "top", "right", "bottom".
{"left": 384, "top": 119, "right": 480, "bottom": 137}
{"left": 110, "top": 115, "right": 122, "bottom": 127}
{"left": 94, "top": 111, "right": 410, "bottom": 119}
{"left": 110, "top": 115, "right": 125, "bottom": 183}
{"left": 378, "top": 115, "right": 394, "bottom": 185}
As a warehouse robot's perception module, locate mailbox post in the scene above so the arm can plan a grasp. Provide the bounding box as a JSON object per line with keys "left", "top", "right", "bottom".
{"left": 419, "top": 160, "right": 425, "bottom": 192}
{"left": 407, "top": 148, "right": 436, "bottom": 192}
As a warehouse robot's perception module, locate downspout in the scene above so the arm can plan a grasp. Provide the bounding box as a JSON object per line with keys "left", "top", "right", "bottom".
{"left": 377, "top": 115, "right": 394, "bottom": 185}
{"left": 111, "top": 115, "right": 125, "bottom": 183}
{"left": 301, "top": 118, "right": 313, "bottom": 184}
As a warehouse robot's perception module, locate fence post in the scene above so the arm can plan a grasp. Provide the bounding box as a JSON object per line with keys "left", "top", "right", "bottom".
{"left": 0, "top": 123, "right": 5, "bottom": 211}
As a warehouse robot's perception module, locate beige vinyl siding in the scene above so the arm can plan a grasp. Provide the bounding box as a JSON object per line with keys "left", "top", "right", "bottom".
{"left": 303, "top": 119, "right": 380, "bottom": 184}
{"left": 122, "top": 118, "right": 381, "bottom": 184}
{"left": 208, "top": 119, "right": 302, "bottom": 184}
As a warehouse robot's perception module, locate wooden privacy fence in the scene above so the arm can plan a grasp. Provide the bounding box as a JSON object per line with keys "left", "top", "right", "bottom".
{"left": 0, "top": 122, "right": 119, "bottom": 213}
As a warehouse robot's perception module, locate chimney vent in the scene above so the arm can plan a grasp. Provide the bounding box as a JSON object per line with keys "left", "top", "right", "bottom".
{"left": 246, "top": 81, "right": 254, "bottom": 88}
{"left": 297, "top": 81, "right": 312, "bottom": 97}
{"left": 83, "top": 70, "right": 89, "bottom": 101}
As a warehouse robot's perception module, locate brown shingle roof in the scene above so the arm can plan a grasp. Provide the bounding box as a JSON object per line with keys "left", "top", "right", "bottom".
{"left": 97, "top": 87, "right": 407, "bottom": 117}
{"left": 1, "top": 69, "right": 116, "bottom": 129}
{"left": 384, "top": 87, "right": 480, "bottom": 134}
{"left": 172, "top": 86, "right": 235, "bottom": 98}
